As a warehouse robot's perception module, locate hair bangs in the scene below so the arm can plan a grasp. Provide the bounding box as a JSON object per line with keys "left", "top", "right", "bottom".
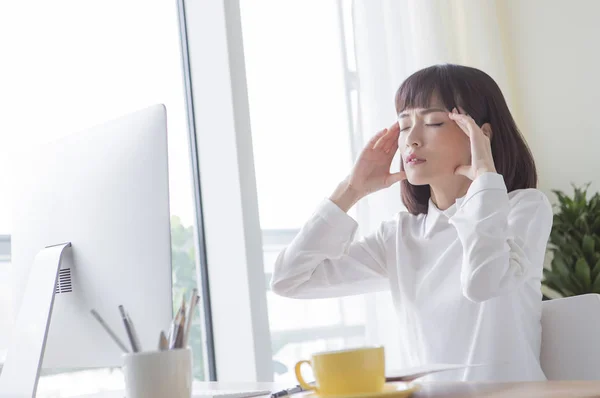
{"left": 395, "top": 66, "right": 459, "bottom": 115}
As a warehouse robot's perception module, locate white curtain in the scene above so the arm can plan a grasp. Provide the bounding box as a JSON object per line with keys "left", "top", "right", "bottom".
{"left": 350, "top": 0, "right": 516, "bottom": 371}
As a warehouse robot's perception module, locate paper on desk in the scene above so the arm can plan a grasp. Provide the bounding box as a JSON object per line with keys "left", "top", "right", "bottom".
{"left": 386, "top": 363, "right": 493, "bottom": 382}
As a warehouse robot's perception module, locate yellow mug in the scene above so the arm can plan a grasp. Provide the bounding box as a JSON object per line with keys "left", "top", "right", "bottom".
{"left": 294, "top": 347, "right": 385, "bottom": 396}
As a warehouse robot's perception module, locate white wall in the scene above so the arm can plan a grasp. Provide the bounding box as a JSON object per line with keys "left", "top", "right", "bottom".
{"left": 499, "top": 0, "right": 600, "bottom": 198}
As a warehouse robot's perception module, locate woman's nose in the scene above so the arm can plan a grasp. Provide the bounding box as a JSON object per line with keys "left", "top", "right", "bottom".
{"left": 404, "top": 126, "right": 423, "bottom": 147}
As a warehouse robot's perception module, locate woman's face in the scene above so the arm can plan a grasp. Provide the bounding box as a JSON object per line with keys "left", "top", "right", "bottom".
{"left": 397, "top": 99, "right": 471, "bottom": 186}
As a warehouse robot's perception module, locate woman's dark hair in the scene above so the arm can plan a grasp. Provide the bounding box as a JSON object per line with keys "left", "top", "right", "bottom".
{"left": 395, "top": 64, "right": 537, "bottom": 215}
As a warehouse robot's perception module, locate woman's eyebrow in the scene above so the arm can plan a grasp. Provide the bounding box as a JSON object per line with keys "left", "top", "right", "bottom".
{"left": 398, "top": 108, "right": 448, "bottom": 119}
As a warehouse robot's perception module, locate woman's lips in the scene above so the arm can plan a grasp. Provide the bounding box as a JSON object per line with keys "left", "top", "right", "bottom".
{"left": 406, "top": 159, "right": 426, "bottom": 167}
{"left": 404, "top": 153, "right": 426, "bottom": 166}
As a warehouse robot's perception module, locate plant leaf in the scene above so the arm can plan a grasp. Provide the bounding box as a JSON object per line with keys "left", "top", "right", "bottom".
{"left": 542, "top": 271, "right": 571, "bottom": 297}
{"left": 553, "top": 189, "right": 573, "bottom": 210}
{"left": 592, "top": 271, "right": 600, "bottom": 294}
{"left": 592, "top": 217, "right": 600, "bottom": 235}
{"left": 544, "top": 267, "right": 579, "bottom": 297}
{"left": 575, "top": 257, "right": 591, "bottom": 291}
{"left": 582, "top": 234, "right": 595, "bottom": 261}
{"left": 551, "top": 254, "right": 571, "bottom": 276}
{"left": 591, "top": 258, "right": 600, "bottom": 282}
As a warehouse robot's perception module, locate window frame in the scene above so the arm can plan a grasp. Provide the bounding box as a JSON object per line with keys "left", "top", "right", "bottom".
{"left": 181, "top": 0, "right": 273, "bottom": 382}
{"left": 182, "top": 0, "right": 360, "bottom": 382}
{"left": 177, "top": 0, "right": 217, "bottom": 381}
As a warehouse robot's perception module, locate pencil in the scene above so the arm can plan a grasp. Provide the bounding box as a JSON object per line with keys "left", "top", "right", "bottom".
{"left": 169, "top": 298, "right": 186, "bottom": 349}
{"left": 90, "top": 309, "right": 130, "bottom": 353}
{"left": 167, "top": 311, "right": 179, "bottom": 349}
{"left": 159, "top": 330, "right": 168, "bottom": 350}
{"left": 183, "top": 289, "right": 198, "bottom": 347}
{"left": 175, "top": 309, "right": 186, "bottom": 349}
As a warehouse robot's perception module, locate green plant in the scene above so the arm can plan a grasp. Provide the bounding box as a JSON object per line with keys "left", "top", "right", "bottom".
{"left": 171, "top": 215, "right": 205, "bottom": 380}
{"left": 543, "top": 184, "right": 600, "bottom": 298}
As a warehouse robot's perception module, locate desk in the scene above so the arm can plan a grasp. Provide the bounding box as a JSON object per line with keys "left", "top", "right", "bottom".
{"left": 66, "top": 381, "right": 600, "bottom": 398}
{"left": 413, "top": 381, "right": 600, "bottom": 397}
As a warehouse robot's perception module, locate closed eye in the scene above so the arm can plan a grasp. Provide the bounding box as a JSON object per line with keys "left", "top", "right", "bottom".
{"left": 401, "top": 122, "right": 444, "bottom": 131}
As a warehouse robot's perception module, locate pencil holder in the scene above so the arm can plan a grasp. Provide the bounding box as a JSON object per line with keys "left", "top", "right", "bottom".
{"left": 123, "top": 348, "right": 192, "bottom": 398}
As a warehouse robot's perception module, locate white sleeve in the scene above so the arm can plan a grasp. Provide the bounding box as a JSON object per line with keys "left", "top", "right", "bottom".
{"left": 449, "top": 172, "right": 553, "bottom": 303}
{"left": 270, "top": 199, "right": 393, "bottom": 299}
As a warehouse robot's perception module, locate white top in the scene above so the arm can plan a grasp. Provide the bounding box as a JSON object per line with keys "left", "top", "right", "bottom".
{"left": 271, "top": 173, "right": 553, "bottom": 381}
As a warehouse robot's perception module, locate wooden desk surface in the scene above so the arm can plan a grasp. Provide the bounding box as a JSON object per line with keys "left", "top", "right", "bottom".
{"left": 231, "top": 381, "right": 600, "bottom": 398}
{"left": 412, "top": 381, "right": 600, "bottom": 397}
{"left": 64, "top": 380, "right": 600, "bottom": 398}
{"left": 177, "top": 381, "right": 600, "bottom": 398}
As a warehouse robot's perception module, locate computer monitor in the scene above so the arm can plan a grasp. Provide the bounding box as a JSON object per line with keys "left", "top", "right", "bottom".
{"left": 2, "top": 105, "right": 173, "bottom": 396}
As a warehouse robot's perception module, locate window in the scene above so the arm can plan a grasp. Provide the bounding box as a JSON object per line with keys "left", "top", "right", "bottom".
{"left": 239, "top": 0, "right": 367, "bottom": 382}
{"left": 0, "top": 0, "right": 209, "bottom": 393}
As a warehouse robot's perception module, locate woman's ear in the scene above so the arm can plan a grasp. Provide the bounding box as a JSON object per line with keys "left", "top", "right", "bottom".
{"left": 481, "top": 123, "right": 492, "bottom": 139}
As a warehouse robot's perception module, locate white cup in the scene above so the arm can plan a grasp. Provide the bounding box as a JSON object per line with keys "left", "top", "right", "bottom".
{"left": 123, "top": 348, "right": 192, "bottom": 398}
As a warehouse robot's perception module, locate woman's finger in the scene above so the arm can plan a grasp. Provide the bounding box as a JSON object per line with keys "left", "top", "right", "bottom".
{"left": 383, "top": 128, "right": 400, "bottom": 152}
{"left": 387, "top": 121, "right": 400, "bottom": 135}
{"left": 382, "top": 123, "right": 401, "bottom": 152}
{"left": 454, "top": 165, "right": 472, "bottom": 178}
{"left": 368, "top": 128, "right": 388, "bottom": 149}
{"left": 448, "top": 111, "right": 476, "bottom": 138}
{"left": 373, "top": 122, "right": 400, "bottom": 150}
{"left": 383, "top": 139, "right": 398, "bottom": 154}
{"left": 385, "top": 170, "right": 407, "bottom": 187}
{"left": 372, "top": 131, "right": 388, "bottom": 150}
{"left": 382, "top": 144, "right": 398, "bottom": 159}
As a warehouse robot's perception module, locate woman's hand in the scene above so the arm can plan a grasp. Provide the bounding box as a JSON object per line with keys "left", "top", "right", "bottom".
{"left": 449, "top": 108, "right": 497, "bottom": 180}
{"left": 330, "top": 122, "right": 406, "bottom": 212}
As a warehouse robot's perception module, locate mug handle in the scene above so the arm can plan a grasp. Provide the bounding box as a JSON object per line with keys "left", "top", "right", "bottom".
{"left": 294, "top": 360, "right": 318, "bottom": 393}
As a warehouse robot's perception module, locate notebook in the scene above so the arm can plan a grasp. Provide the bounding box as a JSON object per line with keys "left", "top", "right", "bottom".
{"left": 386, "top": 362, "right": 497, "bottom": 381}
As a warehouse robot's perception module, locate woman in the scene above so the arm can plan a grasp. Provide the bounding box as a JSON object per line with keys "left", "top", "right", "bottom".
{"left": 270, "top": 64, "right": 553, "bottom": 382}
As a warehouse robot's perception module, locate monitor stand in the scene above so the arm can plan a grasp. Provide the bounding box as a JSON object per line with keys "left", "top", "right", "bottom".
{"left": 0, "top": 242, "right": 71, "bottom": 398}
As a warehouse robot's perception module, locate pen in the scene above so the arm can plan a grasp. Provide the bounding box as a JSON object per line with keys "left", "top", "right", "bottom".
{"left": 270, "top": 375, "right": 415, "bottom": 398}
{"left": 90, "top": 309, "right": 130, "bottom": 353}
{"left": 270, "top": 385, "right": 305, "bottom": 398}
{"left": 127, "top": 310, "right": 143, "bottom": 352}
{"left": 118, "top": 305, "right": 141, "bottom": 353}
{"left": 167, "top": 312, "right": 179, "bottom": 349}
